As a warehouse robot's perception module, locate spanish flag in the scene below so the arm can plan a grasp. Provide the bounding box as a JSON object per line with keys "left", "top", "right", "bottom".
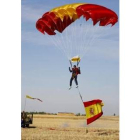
{"left": 26, "top": 95, "right": 43, "bottom": 102}
{"left": 83, "top": 99, "right": 104, "bottom": 125}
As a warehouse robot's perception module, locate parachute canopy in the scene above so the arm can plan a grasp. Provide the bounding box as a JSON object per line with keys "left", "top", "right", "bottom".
{"left": 36, "top": 3, "right": 118, "bottom": 35}
{"left": 83, "top": 99, "right": 104, "bottom": 125}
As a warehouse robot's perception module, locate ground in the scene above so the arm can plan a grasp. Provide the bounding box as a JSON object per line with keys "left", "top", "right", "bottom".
{"left": 21, "top": 115, "right": 119, "bottom": 140}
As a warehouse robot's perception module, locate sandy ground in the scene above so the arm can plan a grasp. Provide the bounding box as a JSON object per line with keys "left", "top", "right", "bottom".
{"left": 21, "top": 115, "right": 119, "bottom": 140}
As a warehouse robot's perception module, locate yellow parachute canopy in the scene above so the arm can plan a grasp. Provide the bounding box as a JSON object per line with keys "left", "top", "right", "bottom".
{"left": 71, "top": 56, "right": 80, "bottom": 62}
{"left": 50, "top": 3, "right": 85, "bottom": 21}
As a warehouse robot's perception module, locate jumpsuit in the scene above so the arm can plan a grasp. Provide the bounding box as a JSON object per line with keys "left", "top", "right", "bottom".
{"left": 69, "top": 67, "right": 80, "bottom": 86}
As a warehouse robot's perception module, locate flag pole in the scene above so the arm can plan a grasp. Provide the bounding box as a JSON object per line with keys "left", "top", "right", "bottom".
{"left": 24, "top": 96, "right": 27, "bottom": 111}
{"left": 77, "top": 88, "right": 88, "bottom": 133}
{"left": 86, "top": 128, "right": 88, "bottom": 133}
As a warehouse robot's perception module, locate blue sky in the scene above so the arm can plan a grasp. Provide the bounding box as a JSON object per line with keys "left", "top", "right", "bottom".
{"left": 21, "top": 0, "right": 119, "bottom": 115}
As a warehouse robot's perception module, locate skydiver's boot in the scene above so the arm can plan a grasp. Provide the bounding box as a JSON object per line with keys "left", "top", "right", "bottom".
{"left": 69, "top": 86, "right": 72, "bottom": 90}
{"left": 76, "top": 85, "right": 78, "bottom": 88}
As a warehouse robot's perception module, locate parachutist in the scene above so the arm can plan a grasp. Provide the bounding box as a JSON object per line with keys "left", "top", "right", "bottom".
{"left": 69, "top": 65, "right": 81, "bottom": 89}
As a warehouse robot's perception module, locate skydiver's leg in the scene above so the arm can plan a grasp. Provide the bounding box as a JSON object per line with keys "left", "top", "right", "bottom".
{"left": 74, "top": 76, "right": 78, "bottom": 85}
{"left": 70, "top": 77, "right": 74, "bottom": 86}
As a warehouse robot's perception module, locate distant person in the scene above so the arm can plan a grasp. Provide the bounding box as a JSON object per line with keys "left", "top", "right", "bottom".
{"left": 21, "top": 111, "right": 27, "bottom": 128}
{"left": 69, "top": 65, "right": 81, "bottom": 89}
{"left": 22, "top": 111, "right": 27, "bottom": 119}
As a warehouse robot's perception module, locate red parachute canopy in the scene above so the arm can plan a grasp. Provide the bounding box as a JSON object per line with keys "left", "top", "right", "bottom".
{"left": 36, "top": 3, "right": 118, "bottom": 35}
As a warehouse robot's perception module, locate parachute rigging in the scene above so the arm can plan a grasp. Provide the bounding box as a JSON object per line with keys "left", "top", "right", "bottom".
{"left": 36, "top": 3, "right": 118, "bottom": 60}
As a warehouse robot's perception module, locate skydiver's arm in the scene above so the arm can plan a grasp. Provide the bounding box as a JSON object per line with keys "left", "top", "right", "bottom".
{"left": 69, "top": 67, "right": 72, "bottom": 72}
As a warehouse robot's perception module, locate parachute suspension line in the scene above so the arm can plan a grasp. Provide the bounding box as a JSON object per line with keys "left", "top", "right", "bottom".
{"left": 67, "top": 17, "right": 85, "bottom": 59}
{"left": 49, "top": 35, "right": 68, "bottom": 59}
{"left": 81, "top": 23, "right": 100, "bottom": 58}
{"left": 62, "top": 19, "right": 70, "bottom": 59}
{"left": 75, "top": 21, "right": 80, "bottom": 56}
{"left": 65, "top": 18, "right": 71, "bottom": 59}
{"left": 80, "top": 24, "right": 108, "bottom": 59}
{"left": 68, "top": 21, "right": 74, "bottom": 58}
{"left": 80, "top": 25, "right": 99, "bottom": 59}
{"left": 48, "top": 24, "right": 69, "bottom": 59}
{"left": 50, "top": 21, "right": 69, "bottom": 60}
{"left": 69, "top": 60, "right": 72, "bottom": 68}
{"left": 72, "top": 17, "right": 95, "bottom": 59}
{"left": 77, "top": 18, "right": 94, "bottom": 59}
{"left": 49, "top": 20, "right": 72, "bottom": 60}
{"left": 59, "top": 21, "right": 70, "bottom": 60}
{"left": 72, "top": 22, "right": 76, "bottom": 57}
{"left": 67, "top": 26, "right": 71, "bottom": 59}
{"left": 77, "top": 59, "right": 80, "bottom": 66}
{"left": 36, "top": 3, "right": 118, "bottom": 61}
{"left": 24, "top": 96, "right": 27, "bottom": 111}
{"left": 77, "top": 19, "right": 84, "bottom": 57}
{"left": 78, "top": 17, "right": 84, "bottom": 56}
{"left": 71, "top": 20, "right": 78, "bottom": 57}
{"left": 48, "top": 18, "right": 112, "bottom": 61}
{"left": 80, "top": 21, "right": 91, "bottom": 57}
{"left": 75, "top": 18, "right": 83, "bottom": 58}
{"left": 77, "top": 87, "right": 84, "bottom": 103}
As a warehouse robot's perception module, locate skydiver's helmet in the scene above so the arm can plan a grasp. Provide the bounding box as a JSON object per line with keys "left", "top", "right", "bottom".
{"left": 73, "top": 65, "right": 76, "bottom": 68}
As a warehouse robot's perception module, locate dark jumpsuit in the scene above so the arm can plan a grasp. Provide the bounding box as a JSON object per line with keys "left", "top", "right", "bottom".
{"left": 69, "top": 67, "right": 80, "bottom": 86}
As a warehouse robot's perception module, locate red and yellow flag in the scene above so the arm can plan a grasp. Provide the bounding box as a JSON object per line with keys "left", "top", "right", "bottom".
{"left": 26, "top": 95, "right": 43, "bottom": 102}
{"left": 83, "top": 99, "right": 104, "bottom": 125}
